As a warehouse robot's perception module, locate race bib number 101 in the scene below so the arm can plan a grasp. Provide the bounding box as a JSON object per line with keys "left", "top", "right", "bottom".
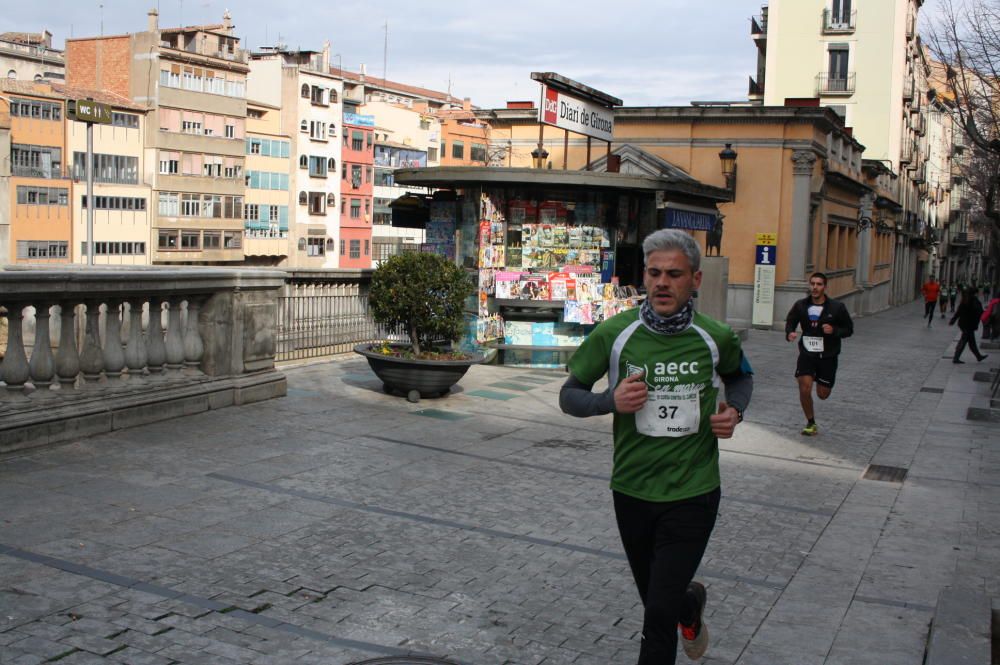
{"left": 635, "top": 389, "right": 701, "bottom": 438}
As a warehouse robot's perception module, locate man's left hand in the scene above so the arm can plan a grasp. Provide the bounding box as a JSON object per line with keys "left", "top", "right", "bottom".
{"left": 710, "top": 401, "right": 740, "bottom": 439}
{"left": 821, "top": 323, "right": 834, "bottom": 335}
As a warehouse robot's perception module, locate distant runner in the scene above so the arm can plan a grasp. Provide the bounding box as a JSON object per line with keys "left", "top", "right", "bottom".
{"left": 921, "top": 276, "right": 940, "bottom": 327}
{"left": 785, "top": 272, "right": 854, "bottom": 436}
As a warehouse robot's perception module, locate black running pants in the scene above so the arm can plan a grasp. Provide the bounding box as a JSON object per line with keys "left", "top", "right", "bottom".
{"left": 614, "top": 488, "right": 721, "bottom": 665}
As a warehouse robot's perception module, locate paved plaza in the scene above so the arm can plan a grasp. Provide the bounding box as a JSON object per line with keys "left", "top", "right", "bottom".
{"left": 1, "top": 300, "right": 998, "bottom": 664}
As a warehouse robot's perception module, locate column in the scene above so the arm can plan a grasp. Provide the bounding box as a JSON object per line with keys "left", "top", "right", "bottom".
{"left": 124, "top": 299, "right": 147, "bottom": 382}
{"left": 183, "top": 298, "right": 205, "bottom": 374}
{"left": 789, "top": 150, "right": 818, "bottom": 284}
{"left": 164, "top": 298, "right": 185, "bottom": 374}
{"left": 79, "top": 301, "right": 105, "bottom": 385}
{"left": 1, "top": 304, "right": 30, "bottom": 402}
{"left": 103, "top": 300, "right": 126, "bottom": 384}
{"left": 146, "top": 298, "right": 167, "bottom": 378}
{"left": 28, "top": 304, "right": 56, "bottom": 397}
{"left": 55, "top": 302, "right": 81, "bottom": 391}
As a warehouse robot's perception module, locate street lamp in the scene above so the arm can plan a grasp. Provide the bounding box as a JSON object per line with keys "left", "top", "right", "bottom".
{"left": 719, "top": 143, "right": 738, "bottom": 197}
{"left": 531, "top": 146, "right": 549, "bottom": 169}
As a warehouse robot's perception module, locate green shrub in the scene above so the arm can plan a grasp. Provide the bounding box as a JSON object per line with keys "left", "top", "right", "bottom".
{"left": 368, "top": 252, "right": 474, "bottom": 355}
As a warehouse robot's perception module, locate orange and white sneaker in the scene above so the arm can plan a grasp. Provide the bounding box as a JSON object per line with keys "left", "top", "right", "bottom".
{"left": 679, "top": 581, "right": 708, "bottom": 660}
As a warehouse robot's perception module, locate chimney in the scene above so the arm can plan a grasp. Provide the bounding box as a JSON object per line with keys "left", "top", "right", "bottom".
{"left": 359, "top": 63, "right": 366, "bottom": 81}
{"left": 222, "top": 10, "right": 233, "bottom": 33}
{"left": 462, "top": 97, "right": 471, "bottom": 111}
{"left": 322, "top": 40, "right": 330, "bottom": 71}
{"left": 147, "top": 7, "right": 159, "bottom": 32}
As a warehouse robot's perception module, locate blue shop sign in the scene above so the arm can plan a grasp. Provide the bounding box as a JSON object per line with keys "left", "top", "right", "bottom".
{"left": 659, "top": 206, "right": 717, "bottom": 232}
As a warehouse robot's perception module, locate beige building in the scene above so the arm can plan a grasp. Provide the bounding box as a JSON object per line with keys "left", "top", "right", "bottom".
{"left": 248, "top": 46, "right": 343, "bottom": 268}
{"left": 0, "top": 31, "right": 64, "bottom": 83}
{"left": 752, "top": 0, "right": 933, "bottom": 302}
{"left": 66, "top": 9, "right": 249, "bottom": 264}
{"left": 58, "top": 84, "right": 153, "bottom": 265}
{"left": 242, "top": 100, "right": 292, "bottom": 265}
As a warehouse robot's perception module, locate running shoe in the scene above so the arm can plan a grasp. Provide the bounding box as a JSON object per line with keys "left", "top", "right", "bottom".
{"left": 679, "top": 581, "right": 708, "bottom": 660}
{"left": 801, "top": 422, "right": 818, "bottom": 436}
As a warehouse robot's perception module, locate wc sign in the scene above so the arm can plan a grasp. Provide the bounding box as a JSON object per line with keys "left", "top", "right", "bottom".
{"left": 752, "top": 233, "right": 777, "bottom": 327}
{"left": 538, "top": 84, "right": 615, "bottom": 142}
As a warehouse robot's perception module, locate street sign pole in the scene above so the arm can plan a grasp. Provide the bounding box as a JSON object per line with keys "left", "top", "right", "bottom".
{"left": 86, "top": 121, "right": 94, "bottom": 266}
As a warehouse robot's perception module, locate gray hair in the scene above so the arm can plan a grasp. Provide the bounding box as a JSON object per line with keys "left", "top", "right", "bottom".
{"left": 642, "top": 229, "right": 701, "bottom": 272}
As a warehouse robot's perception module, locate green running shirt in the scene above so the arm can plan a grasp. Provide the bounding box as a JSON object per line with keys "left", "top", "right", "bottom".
{"left": 569, "top": 307, "right": 743, "bottom": 502}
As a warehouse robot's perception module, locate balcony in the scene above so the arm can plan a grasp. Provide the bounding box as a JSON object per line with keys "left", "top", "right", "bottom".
{"left": 823, "top": 9, "right": 857, "bottom": 33}
{"left": 901, "top": 140, "right": 915, "bottom": 164}
{"left": 951, "top": 231, "right": 974, "bottom": 246}
{"left": 817, "top": 72, "right": 856, "bottom": 96}
{"left": 912, "top": 114, "right": 925, "bottom": 136}
{"left": 748, "top": 76, "right": 764, "bottom": 98}
{"left": 11, "top": 165, "right": 73, "bottom": 180}
{"left": 751, "top": 14, "right": 767, "bottom": 39}
{"left": 903, "top": 78, "right": 914, "bottom": 101}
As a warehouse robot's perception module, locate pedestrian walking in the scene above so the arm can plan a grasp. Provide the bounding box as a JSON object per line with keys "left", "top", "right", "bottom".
{"left": 950, "top": 287, "right": 989, "bottom": 363}
{"left": 938, "top": 283, "right": 949, "bottom": 319}
{"left": 785, "top": 272, "right": 854, "bottom": 436}
{"left": 949, "top": 284, "right": 958, "bottom": 313}
{"left": 559, "top": 228, "right": 753, "bottom": 664}
{"left": 921, "top": 276, "right": 940, "bottom": 327}
{"left": 980, "top": 292, "right": 1000, "bottom": 341}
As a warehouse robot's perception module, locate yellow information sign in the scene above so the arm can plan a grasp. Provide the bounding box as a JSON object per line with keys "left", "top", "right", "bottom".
{"left": 755, "top": 232, "right": 777, "bottom": 246}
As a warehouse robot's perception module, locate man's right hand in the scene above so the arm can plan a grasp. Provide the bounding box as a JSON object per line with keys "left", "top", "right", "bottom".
{"left": 787, "top": 332, "right": 798, "bottom": 342}
{"left": 614, "top": 372, "right": 648, "bottom": 414}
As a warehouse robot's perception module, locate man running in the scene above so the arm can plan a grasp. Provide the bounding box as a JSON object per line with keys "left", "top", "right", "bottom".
{"left": 785, "top": 272, "right": 854, "bottom": 436}
{"left": 560, "top": 229, "right": 753, "bottom": 664}
{"left": 922, "top": 275, "right": 940, "bottom": 327}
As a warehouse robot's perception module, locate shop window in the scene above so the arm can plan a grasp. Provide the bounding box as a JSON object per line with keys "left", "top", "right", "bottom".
{"left": 452, "top": 141, "right": 464, "bottom": 160}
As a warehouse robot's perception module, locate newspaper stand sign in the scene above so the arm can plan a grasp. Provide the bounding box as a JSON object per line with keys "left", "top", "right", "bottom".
{"left": 752, "top": 233, "right": 777, "bottom": 327}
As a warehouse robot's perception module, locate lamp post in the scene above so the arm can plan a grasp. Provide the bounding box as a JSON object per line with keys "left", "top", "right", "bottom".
{"left": 531, "top": 146, "right": 549, "bottom": 169}
{"left": 719, "top": 143, "right": 738, "bottom": 198}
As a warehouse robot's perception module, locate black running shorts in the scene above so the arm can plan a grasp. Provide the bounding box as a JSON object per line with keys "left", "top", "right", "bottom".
{"left": 795, "top": 353, "right": 839, "bottom": 388}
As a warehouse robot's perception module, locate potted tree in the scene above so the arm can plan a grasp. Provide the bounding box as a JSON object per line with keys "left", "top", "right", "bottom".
{"left": 355, "top": 251, "right": 484, "bottom": 402}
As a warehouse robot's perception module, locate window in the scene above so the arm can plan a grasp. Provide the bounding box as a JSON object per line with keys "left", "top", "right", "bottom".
{"left": 159, "top": 155, "right": 178, "bottom": 174}
{"left": 428, "top": 147, "right": 438, "bottom": 162}
{"left": 327, "top": 157, "right": 336, "bottom": 171}
{"left": 309, "top": 120, "right": 327, "bottom": 140}
{"left": 326, "top": 193, "right": 336, "bottom": 206}
{"left": 300, "top": 120, "right": 309, "bottom": 133}
{"left": 352, "top": 130, "right": 364, "bottom": 151}
{"left": 299, "top": 155, "right": 309, "bottom": 169}
{"left": 181, "top": 231, "right": 201, "bottom": 249}
{"left": 182, "top": 119, "right": 202, "bottom": 134}
{"left": 158, "top": 229, "right": 180, "bottom": 250}
{"left": 306, "top": 237, "right": 325, "bottom": 256}
{"left": 349, "top": 239, "right": 361, "bottom": 258}
{"left": 420, "top": 119, "right": 431, "bottom": 130}
{"left": 365, "top": 239, "right": 370, "bottom": 256}
{"left": 452, "top": 141, "right": 464, "bottom": 160}
{"left": 82, "top": 195, "right": 146, "bottom": 211}
{"left": 11, "top": 144, "right": 62, "bottom": 178}
{"left": 340, "top": 239, "right": 345, "bottom": 255}
{"left": 471, "top": 143, "right": 487, "bottom": 163}
{"left": 350, "top": 198, "right": 361, "bottom": 219}
{"left": 366, "top": 167, "right": 372, "bottom": 183}
{"left": 10, "top": 97, "right": 62, "bottom": 121}
{"left": 15, "top": 186, "right": 69, "bottom": 206}
{"left": 828, "top": 46, "right": 850, "bottom": 89}
{"left": 203, "top": 231, "right": 221, "bottom": 249}
{"left": 225, "top": 123, "right": 236, "bottom": 139}
{"left": 248, "top": 138, "right": 262, "bottom": 155}
{"left": 367, "top": 131, "right": 372, "bottom": 147}
{"left": 16, "top": 240, "right": 68, "bottom": 260}
{"left": 299, "top": 191, "right": 308, "bottom": 205}
{"left": 310, "top": 85, "right": 326, "bottom": 105}
{"left": 80, "top": 241, "right": 146, "bottom": 256}
{"left": 330, "top": 89, "right": 338, "bottom": 103}
{"left": 223, "top": 232, "right": 242, "bottom": 249}
{"left": 351, "top": 165, "right": 362, "bottom": 188}
{"left": 158, "top": 192, "right": 179, "bottom": 216}
{"left": 301, "top": 84, "right": 310, "bottom": 98}
{"left": 832, "top": 0, "right": 852, "bottom": 24}
{"left": 111, "top": 112, "right": 139, "bottom": 129}
{"left": 308, "top": 156, "right": 327, "bottom": 177}
{"left": 73, "top": 153, "right": 139, "bottom": 184}
{"left": 308, "top": 191, "right": 326, "bottom": 215}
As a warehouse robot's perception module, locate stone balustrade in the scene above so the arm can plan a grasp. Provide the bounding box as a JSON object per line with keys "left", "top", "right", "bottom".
{"left": 0, "top": 266, "right": 287, "bottom": 453}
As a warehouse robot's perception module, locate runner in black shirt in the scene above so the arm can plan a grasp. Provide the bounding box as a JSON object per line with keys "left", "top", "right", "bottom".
{"left": 785, "top": 272, "right": 854, "bottom": 436}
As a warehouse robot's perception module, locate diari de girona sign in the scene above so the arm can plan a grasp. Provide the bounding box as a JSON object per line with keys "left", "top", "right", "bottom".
{"left": 539, "top": 85, "right": 614, "bottom": 142}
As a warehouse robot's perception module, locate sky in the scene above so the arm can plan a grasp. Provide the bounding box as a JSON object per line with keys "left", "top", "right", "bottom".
{"left": 9, "top": 0, "right": 770, "bottom": 108}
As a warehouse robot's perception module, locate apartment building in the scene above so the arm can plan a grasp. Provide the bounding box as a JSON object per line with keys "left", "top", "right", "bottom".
{"left": 340, "top": 106, "right": 374, "bottom": 268}
{"left": 2, "top": 80, "right": 72, "bottom": 264}
{"left": 66, "top": 9, "right": 249, "bottom": 264}
{"left": 362, "top": 100, "right": 440, "bottom": 261}
{"left": 248, "top": 46, "right": 342, "bottom": 268}
{"left": 750, "top": 0, "right": 933, "bottom": 303}
{"left": 437, "top": 106, "right": 490, "bottom": 166}
{"left": 242, "top": 100, "right": 291, "bottom": 265}
{"left": 1, "top": 31, "right": 65, "bottom": 83}
{"left": 58, "top": 83, "right": 153, "bottom": 265}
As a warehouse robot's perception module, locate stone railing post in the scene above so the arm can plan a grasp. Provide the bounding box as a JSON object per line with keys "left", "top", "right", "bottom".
{"left": 28, "top": 303, "right": 56, "bottom": 397}
{"left": 103, "top": 300, "right": 126, "bottom": 384}
{"left": 56, "top": 302, "right": 81, "bottom": 391}
{"left": 146, "top": 298, "right": 167, "bottom": 378}
{"left": 124, "top": 299, "right": 147, "bottom": 382}
{"left": 2, "top": 304, "right": 30, "bottom": 402}
{"left": 79, "top": 302, "right": 105, "bottom": 385}
{"left": 164, "top": 298, "right": 186, "bottom": 374}
{"left": 183, "top": 298, "right": 205, "bottom": 374}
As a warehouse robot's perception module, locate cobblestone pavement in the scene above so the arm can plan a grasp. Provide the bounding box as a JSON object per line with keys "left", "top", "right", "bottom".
{"left": 1, "top": 300, "right": 998, "bottom": 664}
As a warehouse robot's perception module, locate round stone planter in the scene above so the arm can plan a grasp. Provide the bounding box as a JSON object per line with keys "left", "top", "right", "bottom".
{"left": 354, "top": 343, "right": 486, "bottom": 402}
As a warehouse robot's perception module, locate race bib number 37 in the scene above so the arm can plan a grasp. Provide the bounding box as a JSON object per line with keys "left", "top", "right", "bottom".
{"left": 635, "top": 389, "right": 701, "bottom": 438}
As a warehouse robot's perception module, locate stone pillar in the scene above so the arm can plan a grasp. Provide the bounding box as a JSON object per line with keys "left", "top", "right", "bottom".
{"left": 146, "top": 298, "right": 167, "bottom": 378}
{"left": 183, "top": 298, "right": 205, "bottom": 374}
{"left": 28, "top": 304, "right": 56, "bottom": 396}
{"left": 124, "top": 300, "right": 147, "bottom": 382}
{"left": 102, "top": 300, "right": 126, "bottom": 383}
{"left": 789, "top": 151, "right": 818, "bottom": 284}
{"left": 79, "top": 302, "right": 104, "bottom": 385}
{"left": 56, "top": 303, "right": 81, "bottom": 391}
{"left": 164, "top": 298, "right": 185, "bottom": 374}
{"left": 2, "top": 304, "right": 30, "bottom": 401}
